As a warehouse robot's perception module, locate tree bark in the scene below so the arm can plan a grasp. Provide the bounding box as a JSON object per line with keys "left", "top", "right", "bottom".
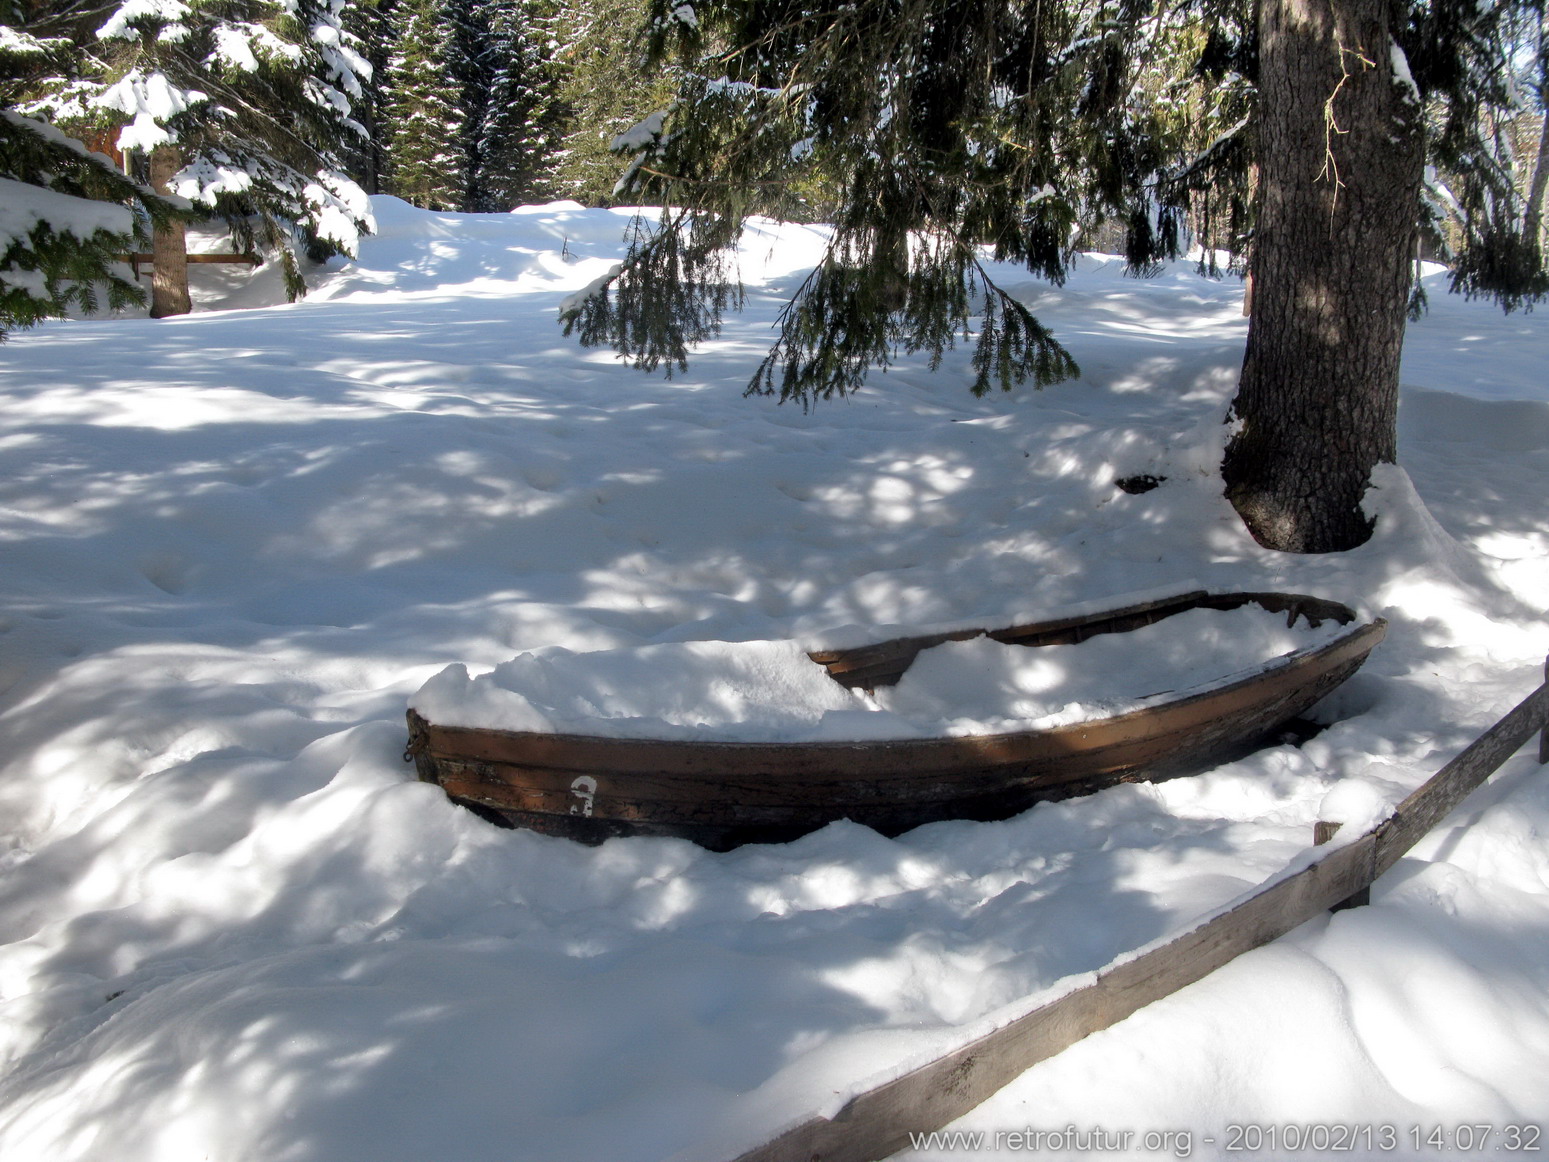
{"left": 1527, "top": 13, "right": 1549, "bottom": 251}
{"left": 1222, "top": 0, "right": 1424, "bottom": 553}
{"left": 1524, "top": 114, "right": 1549, "bottom": 252}
{"left": 148, "top": 146, "right": 191, "bottom": 319}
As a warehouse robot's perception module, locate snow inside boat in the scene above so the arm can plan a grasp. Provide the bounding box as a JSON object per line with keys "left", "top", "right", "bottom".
{"left": 404, "top": 590, "right": 1386, "bottom": 850}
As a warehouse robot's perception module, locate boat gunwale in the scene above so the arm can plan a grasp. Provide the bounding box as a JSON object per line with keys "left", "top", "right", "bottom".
{"left": 408, "top": 592, "right": 1387, "bottom": 771}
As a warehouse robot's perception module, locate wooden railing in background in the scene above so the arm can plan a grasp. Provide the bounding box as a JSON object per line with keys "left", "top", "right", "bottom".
{"left": 124, "top": 252, "right": 261, "bottom": 280}
{"left": 727, "top": 657, "right": 1549, "bottom": 1162}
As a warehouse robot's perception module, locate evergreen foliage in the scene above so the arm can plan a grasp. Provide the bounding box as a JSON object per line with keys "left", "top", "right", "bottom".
{"left": 563, "top": 0, "right": 1549, "bottom": 407}
{"left": 20, "top": 0, "right": 373, "bottom": 298}
{"left": 1436, "top": 4, "right": 1549, "bottom": 310}
{"left": 0, "top": 3, "right": 181, "bottom": 337}
{"left": 342, "top": 0, "right": 399, "bottom": 194}
{"left": 386, "top": 0, "right": 465, "bottom": 208}
{"left": 485, "top": 0, "right": 564, "bottom": 207}
{"left": 380, "top": 0, "right": 560, "bottom": 211}
{"left": 550, "top": 0, "right": 677, "bottom": 205}
{"left": 564, "top": 0, "right": 1192, "bottom": 403}
{"left": 1146, "top": 5, "right": 1255, "bottom": 276}
{"left": 455, "top": 0, "right": 561, "bottom": 209}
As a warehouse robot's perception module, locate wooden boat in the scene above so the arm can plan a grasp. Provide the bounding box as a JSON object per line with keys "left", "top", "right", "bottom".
{"left": 405, "top": 590, "right": 1386, "bottom": 850}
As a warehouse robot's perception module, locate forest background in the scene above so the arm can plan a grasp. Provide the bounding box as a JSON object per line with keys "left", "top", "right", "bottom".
{"left": 346, "top": 0, "right": 673, "bottom": 213}
{"left": 7, "top": 0, "right": 1549, "bottom": 327}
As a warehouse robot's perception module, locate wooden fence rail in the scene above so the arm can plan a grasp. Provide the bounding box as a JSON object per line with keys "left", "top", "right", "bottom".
{"left": 124, "top": 252, "right": 261, "bottom": 280}
{"left": 728, "top": 657, "right": 1549, "bottom": 1162}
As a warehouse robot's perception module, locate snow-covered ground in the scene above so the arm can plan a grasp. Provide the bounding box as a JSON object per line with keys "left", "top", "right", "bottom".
{"left": 0, "top": 198, "right": 1545, "bottom": 1161}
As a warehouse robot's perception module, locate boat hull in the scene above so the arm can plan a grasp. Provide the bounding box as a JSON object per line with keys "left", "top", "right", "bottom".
{"left": 405, "top": 591, "right": 1386, "bottom": 849}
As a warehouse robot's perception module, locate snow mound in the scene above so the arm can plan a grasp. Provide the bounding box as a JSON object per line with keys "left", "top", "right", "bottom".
{"left": 410, "top": 639, "right": 902, "bottom": 741}
{"left": 410, "top": 606, "right": 1353, "bottom": 741}
{"left": 875, "top": 606, "right": 1352, "bottom": 734}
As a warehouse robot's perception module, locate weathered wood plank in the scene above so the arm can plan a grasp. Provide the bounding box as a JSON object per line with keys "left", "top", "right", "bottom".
{"left": 125, "top": 252, "right": 260, "bottom": 279}
{"left": 730, "top": 837, "right": 1377, "bottom": 1162}
{"left": 809, "top": 591, "right": 1217, "bottom": 688}
{"left": 128, "top": 252, "right": 260, "bottom": 264}
{"left": 1313, "top": 819, "right": 1368, "bottom": 908}
{"left": 1373, "top": 679, "right": 1549, "bottom": 879}
{"left": 724, "top": 659, "right": 1549, "bottom": 1162}
{"left": 1541, "top": 658, "right": 1548, "bottom": 766}
{"left": 809, "top": 590, "right": 1365, "bottom": 691}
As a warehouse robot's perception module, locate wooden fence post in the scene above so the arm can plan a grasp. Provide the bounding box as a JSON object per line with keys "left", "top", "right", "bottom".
{"left": 1542, "top": 656, "right": 1548, "bottom": 765}
{"left": 1313, "top": 820, "right": 1371, "bottom": 910}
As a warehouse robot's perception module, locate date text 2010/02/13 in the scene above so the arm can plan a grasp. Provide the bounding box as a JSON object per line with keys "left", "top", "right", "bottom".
{"left": 1223, "top": 1123, "right": 1542, "bottom": 1153}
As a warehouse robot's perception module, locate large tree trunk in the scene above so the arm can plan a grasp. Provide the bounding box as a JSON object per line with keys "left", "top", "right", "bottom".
{"left": 1222, "top": 0, "right": 1424, "bottom": 553}
{"left": 148, "top": 146, "right": 191, "bottom": 319}
{"left": 1528, "top": 13, "right": 1549, "bottom": 251}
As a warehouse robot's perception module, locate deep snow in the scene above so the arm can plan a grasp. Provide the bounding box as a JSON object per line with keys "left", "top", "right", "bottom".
{"left": 409, "top": 604, "right": 1353, "bottom": 740}
{"left": 0, "top": 197, "right": 1545, "bottom": 1161}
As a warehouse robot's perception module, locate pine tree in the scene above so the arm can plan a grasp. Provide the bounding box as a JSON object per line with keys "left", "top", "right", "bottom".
{"left": 22, "top": 0, "right": 374, "bottom": 312}
{"left": 1, "top": 2, "right": 182, "bottom": 337}
{"left": 550, "top": 0, "right": 677, "bottom": 205}
{"left": 1440, "top": 3, "right": 1549, "bottom": 311}
{"left": 469, "top": 0, "right": 560, "bottom": 209}
{"left": 384, "top": 0, "right": 465, "bottom": 209}
{"left": 1524, "top": 10, "right": 1549, "bottom": 257}
{"left": 1221, "top": 0, "right": 1423, "bottom": 551}
{"left": 444, "top": 0, "right": 490, "bottom": 205}
{"left": 377, "top": 0, "right": 559, "bottom": 211}
{"left": 343, "top": 0, "right": 400, "bottom": 194}
{"left": 565, "top": 0, "right": 1169, "bottom": 397}
{"left": 564, "top": 0, "right": 1549, "bottom": 554}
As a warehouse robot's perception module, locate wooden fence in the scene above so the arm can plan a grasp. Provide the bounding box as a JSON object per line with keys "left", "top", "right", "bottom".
{"left": 728, "top": 657, "right": 1549, "bottom": 1162}
{"left": 125, "top": 252, "right": 260, "bottom": 280}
